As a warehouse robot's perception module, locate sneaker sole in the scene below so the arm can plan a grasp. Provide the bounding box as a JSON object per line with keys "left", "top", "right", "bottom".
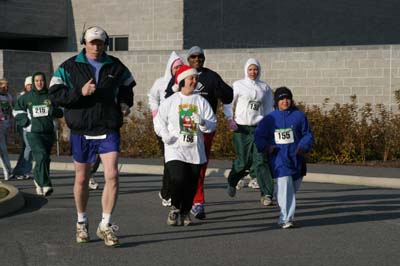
{"left": 76, "top": 237, "right": 90, "bottom": 243}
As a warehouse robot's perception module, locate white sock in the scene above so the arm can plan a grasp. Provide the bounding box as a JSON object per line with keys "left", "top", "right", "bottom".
{"left": 77, "top": 212, "right": 87, "bottom": 224}
{"left": 100, "top": 213, "right": 111, "bottom": 228}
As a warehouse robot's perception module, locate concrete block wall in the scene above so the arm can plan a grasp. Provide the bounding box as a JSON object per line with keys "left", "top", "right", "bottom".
{"left": 70, "top": 0, "right": 183, "bottom": 51}
{"left": 50, "top": 44, "right": 399, "bottom": 110}
{"left": 0, "top": 50, "right": 53, "bottom": 96}
{"left": 0, "top": 0, "right": 67, "bottom": 37}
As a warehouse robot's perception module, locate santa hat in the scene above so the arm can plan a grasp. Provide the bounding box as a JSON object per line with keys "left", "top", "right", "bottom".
{"left": 172, "top": 65, "right": 197, "bottom": 92}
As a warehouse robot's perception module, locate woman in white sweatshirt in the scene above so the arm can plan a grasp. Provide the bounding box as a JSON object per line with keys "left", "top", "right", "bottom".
{"left": 148, "top": 51, "right": 184, "bottom": 207}
{"left": 154, "top": 65, "right": 216, "bottom": 226}
{"left": 224, "top": 58, "right": 275, "bottom": 206}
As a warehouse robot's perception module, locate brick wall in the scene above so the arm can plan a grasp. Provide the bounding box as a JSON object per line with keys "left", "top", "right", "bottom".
{"left": 70, "top": 0, "right": 183, "bottom": 51}
{"left": 49, "top": 45, "right": 399, "bottom": 110}
{"left": 0, "top": 44, "right": 394, "bottom": 110}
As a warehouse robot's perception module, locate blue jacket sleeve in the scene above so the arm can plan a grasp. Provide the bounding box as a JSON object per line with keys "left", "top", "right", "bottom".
{"left": 297, "top": 114, "right": 314, "bottom": 152}
{"left": 254, "top": 115, "right": 275, "bottom": 153}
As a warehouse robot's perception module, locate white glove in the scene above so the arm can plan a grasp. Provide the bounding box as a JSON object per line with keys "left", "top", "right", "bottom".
{"left": 191, "top": 113, "right": 204, "bottom": 126}
{"left": 24, "top": 124, "right": 32, "bottom": 132}
{"left": 162, "top": 134, "right": 178, "bottom": 145}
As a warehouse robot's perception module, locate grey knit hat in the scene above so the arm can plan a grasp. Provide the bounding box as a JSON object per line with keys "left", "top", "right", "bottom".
{"left": 187, "top": 46, "right": 204, "bottom": 58}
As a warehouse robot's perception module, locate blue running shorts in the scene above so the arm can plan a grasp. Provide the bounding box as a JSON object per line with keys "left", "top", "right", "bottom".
{"left": 70, "top": 132, "right": 120, "bottom": 163}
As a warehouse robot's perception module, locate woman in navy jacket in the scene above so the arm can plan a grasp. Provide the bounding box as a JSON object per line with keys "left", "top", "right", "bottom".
{"left": 254, "top": 87, "right": 314, "bottom": 229}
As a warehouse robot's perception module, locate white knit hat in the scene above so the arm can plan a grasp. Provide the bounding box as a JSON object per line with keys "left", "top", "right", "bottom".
{"left": 24, "top": 76, "right": 32, "bottom": 86}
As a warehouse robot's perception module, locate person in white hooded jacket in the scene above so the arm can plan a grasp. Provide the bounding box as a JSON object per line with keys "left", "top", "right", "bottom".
{"left": 154, "top": 65, "right": 216, "bottom": 226}
{"left": 148, "top": 51, "right": 184, "bottom": 207}
{"left": 224, "top": 58, "right": 275, "bottom": 206}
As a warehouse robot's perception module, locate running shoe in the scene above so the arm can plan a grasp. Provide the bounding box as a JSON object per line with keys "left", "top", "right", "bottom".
{"left": 34, "top": 180, "right": 43, "bottom": 196}
{"left": 96, "top": 223, "right": 120, "bottom": 247}
{"left": 43, "top": 186, "right": 53, "bottom": 197}
{"left": 158, "top": 192, "right": 171, "bottom": 207}
{"left": 190, "top": 203, "right": 206, "bottom": 219}
{"left": 248, "top": 178, "right": 260, "bottom": 189}
{"left": 76, "top": 222, "right": 90, "bottom": 243}
{"left": 281, "top": 221, "right": 295, "bottom": 229}
{"left": 236, "top": 179, "right": 245, "bottom": 190}
{"left": 89, "top": 178, "right": 99, "bottom": 190}
{"left": 180, "top": 213, "right": 192, "bottom": 226}
{"left": 260, "top": 195, "right": 273, "bottom": 206}
{"left": 167, "top": 207, "right": 180, "bottom": 226}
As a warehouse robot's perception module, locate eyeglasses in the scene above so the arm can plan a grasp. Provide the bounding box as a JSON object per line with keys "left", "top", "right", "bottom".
{"left": 189, "top": 54, "right": 204, "bottom": 59}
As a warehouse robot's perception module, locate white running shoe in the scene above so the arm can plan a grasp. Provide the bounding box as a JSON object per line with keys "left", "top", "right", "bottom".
{"left": 43, "top": 186, "right": 53, "bottom": 197}
{"left": 97, "top": 223, "right": 120, "bottom": 247}
{"left": 89, "top": 178, "right": 99, "bottom": 190}
{"left": 236, "top": 179, "right": 245, "bottom": 190}
{"left": 34, "top": 180, "right": 43, "bottom": 195}
{"left": 248, "top": 178, "right": 260, "bottom": 189}
{"left": 76, "top": 222, "right": 90, "bottom": 243}
{"left": 158, "top": 192, "right": 171, "bottom": 207}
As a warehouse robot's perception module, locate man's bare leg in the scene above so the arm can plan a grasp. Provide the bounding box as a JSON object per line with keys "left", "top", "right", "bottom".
{"left": 99, "top": 152, "right": 119, "bottom": 214}
{"left": 74, "top": 161, "right": 91, "bottom": 213}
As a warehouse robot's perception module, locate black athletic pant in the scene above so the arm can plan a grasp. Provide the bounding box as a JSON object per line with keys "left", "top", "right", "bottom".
{"left": 165, "top": 160, "right": 202, "bottom": 214}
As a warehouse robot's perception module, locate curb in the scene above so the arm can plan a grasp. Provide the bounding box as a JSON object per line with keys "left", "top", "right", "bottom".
{"left": 0, "top": 182, "right": 25, "bottom": 218}
{"left": 304, "top": 173, "right": 400, "bottom": 189}
{"left": 50, "top": 161, "right": 400, "bottom": 189}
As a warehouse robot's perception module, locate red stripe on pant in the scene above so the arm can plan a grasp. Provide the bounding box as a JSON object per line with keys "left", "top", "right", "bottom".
{"left": 193, "top": 131, "right": 215, "bottom": 204}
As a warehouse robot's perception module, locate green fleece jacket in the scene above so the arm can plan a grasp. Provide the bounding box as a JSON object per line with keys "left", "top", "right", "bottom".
{"left": 13, "top": 72, "right": 63, "bottom": 134}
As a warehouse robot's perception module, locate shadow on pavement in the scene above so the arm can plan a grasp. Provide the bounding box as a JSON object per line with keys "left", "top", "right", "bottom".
{"left": 7, "top": 192, "right": 48, "bottom": 217}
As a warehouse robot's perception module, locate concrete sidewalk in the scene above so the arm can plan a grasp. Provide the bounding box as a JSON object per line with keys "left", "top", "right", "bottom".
{"left": 1, "top": 154, "right": 400, "bottom": 217}
{"left": 47, "top": 155, "right": 400, "bottom": 189}
{"left": 6, "top": 154, "right": 400, "bottom": 189}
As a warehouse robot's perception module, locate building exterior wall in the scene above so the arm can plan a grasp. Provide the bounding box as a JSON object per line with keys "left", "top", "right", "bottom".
{"left": 0, "top": 50, "right": 53, "bottom": 95}
{"left": 50, "top": 45, "right": 400, "bottom": 110}
{"left": 0, "top": 0, "right": 67, "bottom": 38}
{"left": 70, "top": 0, "right": 183, "bottom": 51}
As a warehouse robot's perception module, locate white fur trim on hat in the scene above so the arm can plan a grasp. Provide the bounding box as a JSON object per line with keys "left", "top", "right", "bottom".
{"left": 177, "top": 68, "right": 197, "bottom": 84}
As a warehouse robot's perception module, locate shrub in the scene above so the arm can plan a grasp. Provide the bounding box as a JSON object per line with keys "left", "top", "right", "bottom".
{"left": 27, "top": 95, "right": 400, "bottom": 165}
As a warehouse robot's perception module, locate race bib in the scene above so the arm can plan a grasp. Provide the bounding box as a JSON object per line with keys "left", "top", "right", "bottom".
{"left": 248, "top": 100, "right": 260, "bottom": 112}
{"left": 274, "top": 128, "right": 294, "bottom": 144}
{"left": 32, "top": 105, "right": 49, "bottom": 117}
{"left": 179, "top": 133, "right": 198, "bottom": 146}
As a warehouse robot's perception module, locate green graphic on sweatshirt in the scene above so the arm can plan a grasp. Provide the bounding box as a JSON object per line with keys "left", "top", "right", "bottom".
{"left": 179, "top": 103, "right": 198, "bottom": 134}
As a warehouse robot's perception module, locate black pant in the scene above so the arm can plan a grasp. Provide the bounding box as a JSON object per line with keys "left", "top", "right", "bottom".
{"left": 165, "top": 160, "right": 202, "bottom": 214}
{"left": 157, "top": 135, "right": 171, "bottom": 199}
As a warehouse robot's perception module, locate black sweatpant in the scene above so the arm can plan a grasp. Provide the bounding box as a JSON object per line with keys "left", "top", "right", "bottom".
{"left": 165, "top": 160, "right": 202, "bottom": 214}
{"left": 157, "top": 135, "right": 171, "bottom": 199}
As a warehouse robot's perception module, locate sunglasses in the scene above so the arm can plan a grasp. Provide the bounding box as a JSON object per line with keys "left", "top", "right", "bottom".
{"left": 189, "top": 54, "right": 204, "bottom": 59}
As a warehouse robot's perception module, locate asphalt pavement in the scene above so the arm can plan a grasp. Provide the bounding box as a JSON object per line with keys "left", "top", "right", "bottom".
{"left": 1, "top": 168, "right": 399, "bottom": 266}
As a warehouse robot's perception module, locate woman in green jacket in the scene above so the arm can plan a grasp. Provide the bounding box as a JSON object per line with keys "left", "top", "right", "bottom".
{"left": 13, "top": 72, "right": 63, "bottom": 196}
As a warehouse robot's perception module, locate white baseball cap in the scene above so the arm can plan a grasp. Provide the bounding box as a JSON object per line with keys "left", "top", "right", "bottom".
{"left": 85, "top": 26, "right": 107, "bottom": 43}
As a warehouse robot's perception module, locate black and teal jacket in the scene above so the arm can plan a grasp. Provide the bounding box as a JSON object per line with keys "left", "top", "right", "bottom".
{"left": 48, "top": 49, "right": 136, "bottom": 135}
{"left": 13, "top": 72, "right": 63, "bottom": 134}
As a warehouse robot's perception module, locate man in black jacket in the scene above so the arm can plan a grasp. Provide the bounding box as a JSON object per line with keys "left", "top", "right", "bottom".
{"left": 49, "top": 26, "right": 136, "bottom": 247}
{"left": 187, "top": 46, "right": 233, "bottom": 219}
